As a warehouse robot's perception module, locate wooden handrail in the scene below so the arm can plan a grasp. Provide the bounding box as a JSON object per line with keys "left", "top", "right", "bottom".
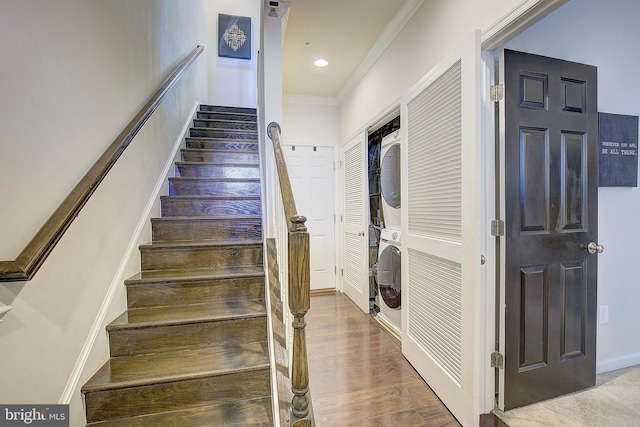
{"left": 267, "top": 122, "right": 312, "bottom": 423}
{"left": 267, "top": 122, "right": 298, "bottom": 227}
{"left": 0, "top": 45, "right": 204, "bottom": 282}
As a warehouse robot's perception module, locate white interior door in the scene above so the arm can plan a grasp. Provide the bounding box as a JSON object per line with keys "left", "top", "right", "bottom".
{"left": 341, "top": 132, "right": 369, "bottom": 313}
{"left": 284, "top": 145, "right": 336, "bottom": 291}
{"left": 401, "top": 31, "right": 485, "bottom": 426}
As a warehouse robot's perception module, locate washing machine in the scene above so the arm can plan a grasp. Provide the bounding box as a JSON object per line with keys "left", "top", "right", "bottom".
{"left": 377, "top": 228, "right": 402, "bottom": 334}
{"left": 380, "top": 129, "right": 401, "bottom": 230}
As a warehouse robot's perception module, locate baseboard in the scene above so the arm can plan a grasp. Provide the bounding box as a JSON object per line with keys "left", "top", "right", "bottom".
{"left": 373, "top": 313, "right": 402, "bottom": 345}
{"left": 597, "top": 352, "right": 640, "bottom": 374}
{"left": 58, "top": 100, "right": 199, "bottom": 404}
{"left": 310, "top": 288, "right": 336, "bottom": 297}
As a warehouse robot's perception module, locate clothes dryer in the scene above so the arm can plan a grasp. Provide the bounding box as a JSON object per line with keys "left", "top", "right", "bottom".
{"left": 380, "top": 129, "right": 401, "bottom": 230}
{"left": 377, "top": 228, "right": 402, "bottom": 334}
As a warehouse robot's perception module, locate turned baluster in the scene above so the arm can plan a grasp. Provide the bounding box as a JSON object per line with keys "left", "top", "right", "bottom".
{"left": 288, "top": 214, "right": 310, "bottom": 419}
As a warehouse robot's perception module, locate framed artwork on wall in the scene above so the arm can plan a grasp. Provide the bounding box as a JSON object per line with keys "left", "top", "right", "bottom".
{"left": 218, "top": 14, "right": 251, "bottom": 60}
{"left": 599, "top": 112, "right": 638, "bottom": 187}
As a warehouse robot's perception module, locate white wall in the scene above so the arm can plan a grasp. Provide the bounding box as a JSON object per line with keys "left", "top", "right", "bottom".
{"left": 0, "top": 1, "right": 208, "bottom": 425}
{"left": 283, "top": 96, "right": 340, "bottom": 147}
{"left": 503, "top": 0, "right": 640, "bottom": 373}
{"left": 339, "top": 0, "right": 527, "bottom": 141}
{"left": 207, "top": 0, "right": 260, "bottom": 108}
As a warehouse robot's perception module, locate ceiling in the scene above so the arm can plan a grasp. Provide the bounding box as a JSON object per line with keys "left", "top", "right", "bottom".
{"left": 281, "top": 0, "right": 407, "bottom": 100}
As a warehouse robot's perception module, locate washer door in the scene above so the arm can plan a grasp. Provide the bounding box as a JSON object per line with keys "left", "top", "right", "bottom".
{"left": 377, "top": 244, "right": 401, "bottom": 309}
{"left": 381, "top": 143, "right": 401, "bottom": 209}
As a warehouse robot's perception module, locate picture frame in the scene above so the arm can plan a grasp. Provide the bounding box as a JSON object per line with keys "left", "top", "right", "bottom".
{"left": 218, "top": 14, "right": 251, "bottom": 60}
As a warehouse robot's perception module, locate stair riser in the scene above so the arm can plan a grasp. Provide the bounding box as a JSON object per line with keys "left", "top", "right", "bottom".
{"left": 85, "top": 398, "right": 273, "bottom": 426}
{"left": 84, "top": 368, "right": 270, "bottom": 423}
{"left": 168, "top": 179, "right": 261, "bottom": 196}
{"left": 186, "top": 139, "right": 258, "bottom": 151}
{"left": 189, "top": 128, "right": 257, "bottom": 140}
{"left": 140, "top": 244, "right": 263, "bottom": 271}
{"left": 200, "top": 105, "right": 256, "bottom": 115}
{"left": 108, "top": 316, "right": 267, "bottom": 357}
{"left": 196, "top": 111, "right": 257, "bottom": 122}
{"left": 161, "top": 198, "right": 261, "bottom": 217}
{"left": 181, "top": 150, "right": 258, "bottom": 164}
{"left": 176, "top": 164, "right": 260, "bottom": 179}
{"left": 152, "top": 218, "right": 262, "bottom": 242}
{"left": 193, "top": 119, "right": 258, "bottom": 131}
{"left": 126, "top": 277, "right": 265, "bottom": 308}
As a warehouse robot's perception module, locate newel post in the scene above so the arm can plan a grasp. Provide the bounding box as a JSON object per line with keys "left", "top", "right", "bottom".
{"left": 288, "top": 214, "right": 310, "bottom": 419}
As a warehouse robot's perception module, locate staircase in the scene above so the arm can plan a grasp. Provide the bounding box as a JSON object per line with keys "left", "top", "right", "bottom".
{"left": 82, "top": 106, "right": 273, "bottom": 426}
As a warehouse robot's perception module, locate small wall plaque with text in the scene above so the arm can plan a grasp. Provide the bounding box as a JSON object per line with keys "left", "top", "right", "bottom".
{"left": 599, "top": 112, "right": 638, "bottom": 187}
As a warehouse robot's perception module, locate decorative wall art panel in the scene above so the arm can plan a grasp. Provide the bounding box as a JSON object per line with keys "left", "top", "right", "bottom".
{"left": 599, "top": 112, "right": 638, "bottom": 187}
{"left": 218, "top": 14, "right": 251, "bottom": 60}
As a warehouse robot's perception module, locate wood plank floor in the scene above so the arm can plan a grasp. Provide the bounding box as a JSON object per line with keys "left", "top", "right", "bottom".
{"left": 306, "top": 293, "right": 461, "bottom": 426}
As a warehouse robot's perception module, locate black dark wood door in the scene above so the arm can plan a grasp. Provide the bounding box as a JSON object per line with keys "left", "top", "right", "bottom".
{"left": 503, "top": 49, "right": 598, "bottom": 410}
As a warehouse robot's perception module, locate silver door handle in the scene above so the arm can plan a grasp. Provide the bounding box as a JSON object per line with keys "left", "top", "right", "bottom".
{"left": 587, "top": 242, "right": 604, "bottom": 254}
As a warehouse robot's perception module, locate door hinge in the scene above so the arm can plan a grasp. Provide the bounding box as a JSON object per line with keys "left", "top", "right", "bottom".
{"left": 491, "top": 352, "right": 504, "bottom": 369}
{"left": 335, "top": 265, "right": 337, "bottom": 275}
{"left": 491, "top": 219, "right": 505, "bottom": 237}
{"left": 490, "top": 84, "right": 504, "bottom": 102}
{"left": 340, "top": 268, "right": 344, "bottom": 277}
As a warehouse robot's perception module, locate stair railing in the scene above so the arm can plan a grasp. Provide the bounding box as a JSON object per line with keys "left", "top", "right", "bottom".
{"left": 0, "top": 45, "right": 204, "bottom": 283}
{"left": 267, "top": 122, "right": 313, "bottom": 426}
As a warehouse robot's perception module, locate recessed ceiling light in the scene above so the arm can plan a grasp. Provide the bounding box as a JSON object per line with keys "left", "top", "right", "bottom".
{"left": 314, "top": 59, "right": 328, "bottom": 67}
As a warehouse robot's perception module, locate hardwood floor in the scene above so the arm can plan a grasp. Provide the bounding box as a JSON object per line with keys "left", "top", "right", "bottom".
{"left": 306, "top": 293, "right": 461, "bottom": 426}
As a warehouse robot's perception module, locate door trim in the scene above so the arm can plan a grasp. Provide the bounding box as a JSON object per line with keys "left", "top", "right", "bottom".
{"left": 481, "top": 0, "right": 569, "bottom": 50}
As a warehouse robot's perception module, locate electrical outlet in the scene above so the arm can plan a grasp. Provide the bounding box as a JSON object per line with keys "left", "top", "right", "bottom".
{"left": 600, "top": 305, "right": 609, "bottom": 324}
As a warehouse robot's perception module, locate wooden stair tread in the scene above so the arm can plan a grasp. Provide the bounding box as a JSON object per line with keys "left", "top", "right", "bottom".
{"left": 190, "top": 127, "right": 257, "bottom": 133}
{"left": 82, "top": 342, "right": 269, "bottom": 392}
{"left": 185, "top": 137, "right": 259, "bottom": 144}
{"left": 169, "top": 177, "right": 260, "bottom": 182}
{"left": 107, "top": 299, "right": 266, "bottom": 330}
{"left": 125, "top": 266, "right": 264, "bottom": 285}
{"left": 86, "top": 398, "right": 272, "bottom": 426}
{"left": 175, "top": 161, "right": 258, "bottom": 167}
{"left": 194, "top": 116, "right": 257, "bottom": 122}
{"left": 139, "top": 239, "right": 262, "bottom": 250}
{"left": 160, "top": 194, "right": 261, "bottom": 200}
{"left": 152, "top": 215, "right": 262, "bottom": 221}
{"left": 193, "top": 117, "right": 257, "bottom": 129}
{"left": 199, "top": 105, "right": 257, "bottom": 113}
{"left": 181, "top": 148, "right": 259, "bottom": 154}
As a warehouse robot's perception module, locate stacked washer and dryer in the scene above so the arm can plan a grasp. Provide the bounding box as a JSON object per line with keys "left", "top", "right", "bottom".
{"left": 376, "top": 129, "right": 402, "bottom": 335}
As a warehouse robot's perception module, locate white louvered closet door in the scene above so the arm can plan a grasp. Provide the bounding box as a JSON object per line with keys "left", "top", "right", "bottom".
{"left": 401, "top": 31, "right": 483, "bottom": 427}
{"left": 341, "top": 132, "right": 369, "bottom": 313}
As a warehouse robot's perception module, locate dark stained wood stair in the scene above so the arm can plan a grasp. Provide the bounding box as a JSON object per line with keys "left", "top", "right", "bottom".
{"left": 82, "top": 105, "right": 273, "bottom": 426}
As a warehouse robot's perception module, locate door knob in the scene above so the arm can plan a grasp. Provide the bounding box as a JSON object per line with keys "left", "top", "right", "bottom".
{"left": 587, "top": 242, "right": 604, "bottom": 254}
{"left": 358, "top": 231, "right": 365, "bottom": 236}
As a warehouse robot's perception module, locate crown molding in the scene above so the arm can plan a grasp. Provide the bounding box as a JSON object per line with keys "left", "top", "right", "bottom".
{"left": 336, "top": 0, "right": 425, "bottom": 104}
